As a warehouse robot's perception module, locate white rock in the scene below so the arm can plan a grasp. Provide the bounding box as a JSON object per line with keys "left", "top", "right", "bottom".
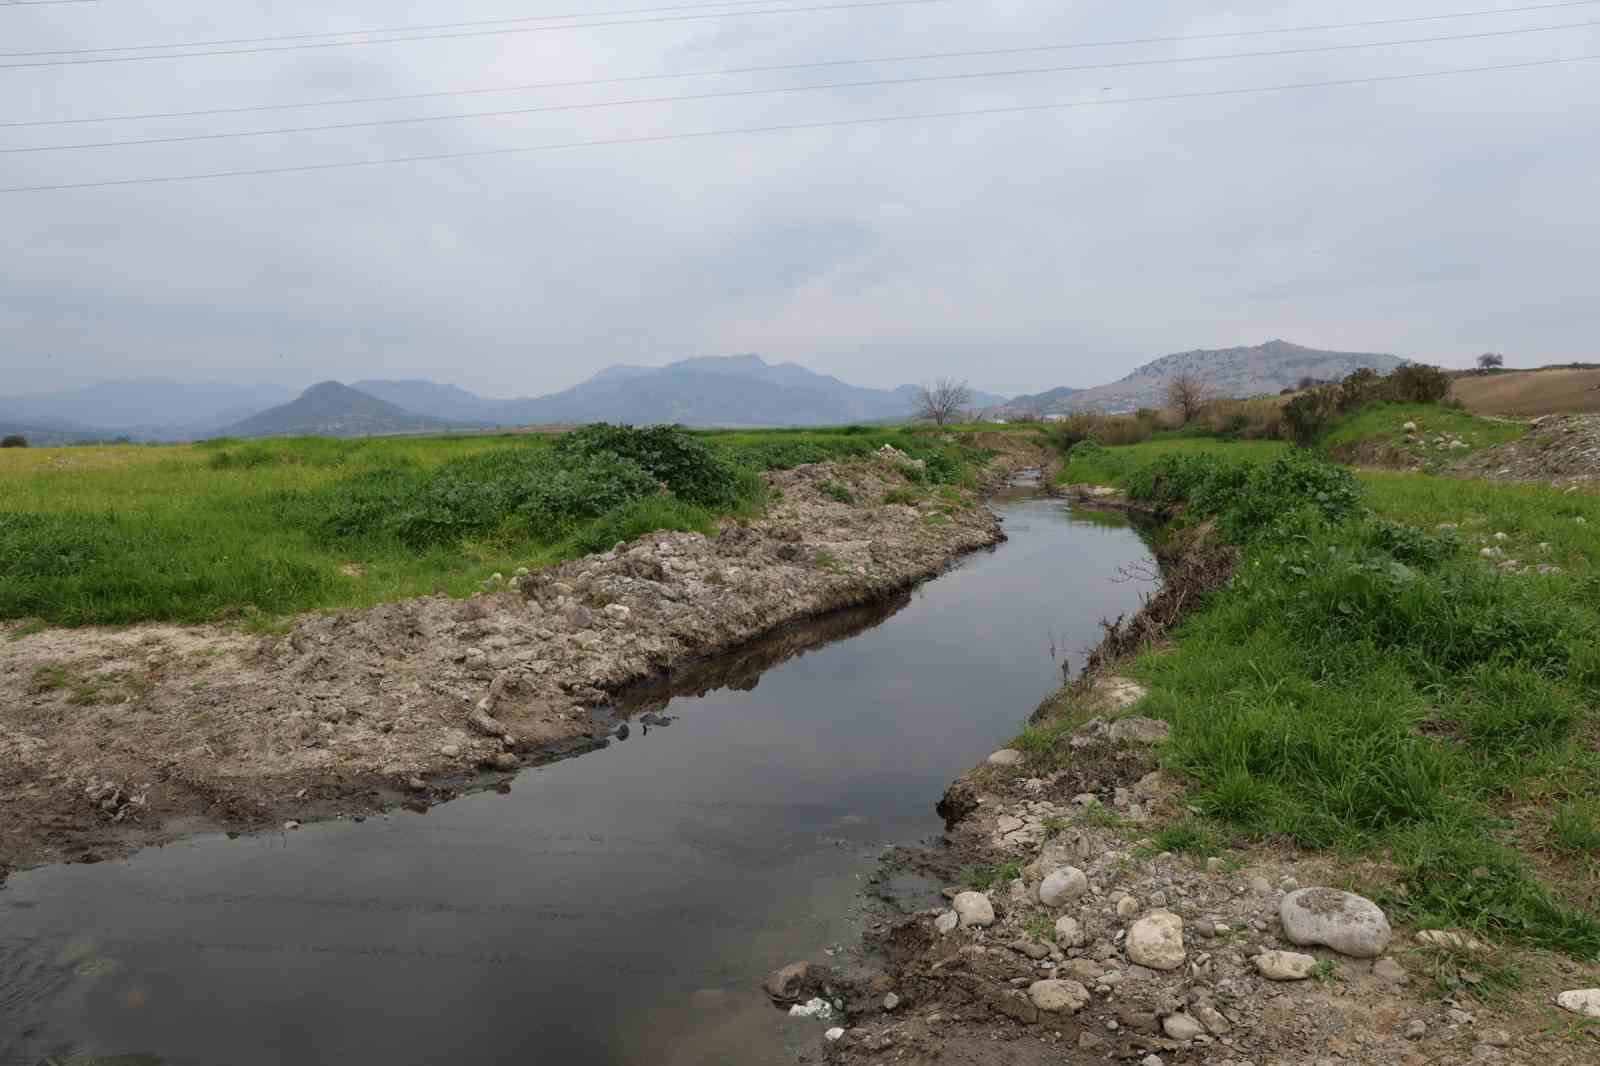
{"left": 1126, "top": 911, "right": 1186, "bottom": 971}
{"left": 995, "top": 815, "right": 1025, "bottom": 834}
{"left": 1028, "top": 979, "right": 1090, "bottom": 1014}
{"left": 1039, "top": 866, "right": 1089, "bottom": 907}
{"left": 1253, "top": 950, "right": 1318, "bottom": 981}
{"left": 824, "top": 1027, "right": 845, "bottom": 1041}
{"left": 1402, "top": 421, "right": 1418, "bottom": 432}
{"left": 953, "top": 892, "right": 995, "bottom": 928}
{"left": 603, "top": 603, "right": 632, "bottom": 621}
{"left": 1556, "top": 989, "right": 1600, "bottom": 1018}
{"left": 1116, "top": 895, "right": 1140, "bottom": 919}
{"left": 1141, "top": 1056, "right": 1165, "bottom": 1066}
{"left": 789, "top": 998, "right": 832, "bottom": 1019}
{"left": 1279, "top": 888, "right": 1391, "bottom": 958}
{"left": 935, "top": 910, "right": 960, "bottom": 935}
{"left": 1163, "top": 1012, "right": 1204, "bottom": 1040}
{"left": 882, "top": 992, "right": 900, "bottom": 1011}
{"left": 1055, "top": 916, "right": 1086, "bottom": 948}
{"left": 988, "top": 748, "right": 1024, "bottom": 767}
{"left": 1107, "top": 716, "right": 1171, "bottom": 745}
{"left": 1416, "top": 929, "right": 1491, "bottom": 954}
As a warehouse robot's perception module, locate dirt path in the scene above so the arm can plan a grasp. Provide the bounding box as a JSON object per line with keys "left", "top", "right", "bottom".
{"left": 1, "top": 451, "right": 1040, "bottom": 873}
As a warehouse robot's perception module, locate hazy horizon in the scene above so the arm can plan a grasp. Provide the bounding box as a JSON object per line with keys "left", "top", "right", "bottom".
{"left": 6, "top": 1, "right": 1596, "bottom": 397}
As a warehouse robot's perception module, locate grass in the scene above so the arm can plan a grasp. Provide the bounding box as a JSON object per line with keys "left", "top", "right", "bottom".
{"left": 962, "top": 859, "right": 1024, "bottom": 890}
{"left": 1321, "top": 403, "right": 1528, "bottom": 469}
{"left": 1042, "top": 426, "right": 1600, "bottom": 960}
{"left": 0, "top": 425, "right": 994, "bottom": 627}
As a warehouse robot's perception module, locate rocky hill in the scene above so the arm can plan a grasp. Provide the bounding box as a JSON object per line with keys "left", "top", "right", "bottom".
{"left": 1013, "top": 341, "right": 1406, "bottom": 415}
{"left": 217, "top": 382, "right": 456, "bottom": 438}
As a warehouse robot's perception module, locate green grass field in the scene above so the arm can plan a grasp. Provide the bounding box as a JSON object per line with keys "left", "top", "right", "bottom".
{"left": 0, "top": 425, "right": 999, "bottom": 628}
{"left": 1044, "top": 426, "right": 1600, "bottom": 960}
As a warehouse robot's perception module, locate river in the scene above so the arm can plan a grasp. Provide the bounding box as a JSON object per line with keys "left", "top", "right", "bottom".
{"left": 0, "top": 489, "right": 1155, "bottom": 1065}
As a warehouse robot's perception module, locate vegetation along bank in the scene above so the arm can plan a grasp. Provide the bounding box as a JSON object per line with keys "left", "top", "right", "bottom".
{"left": 787, "top": 398, "right": 1600, "bottom": 1066}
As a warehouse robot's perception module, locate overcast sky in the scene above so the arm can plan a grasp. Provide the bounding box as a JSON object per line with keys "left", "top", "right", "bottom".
{"left": 2, "top": 0, "right": 1596, "bottom": 398}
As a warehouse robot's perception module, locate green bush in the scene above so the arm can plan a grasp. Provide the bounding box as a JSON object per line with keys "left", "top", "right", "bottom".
{"left": 556, "top": 424, "right": 740, "bottom": 507}
{"left": 570, "top": 497, "right": 715, "bottom": 554}
{"left": 1, "top": 434, "right": 28, "bottom": 448}
{"left": 1283, "top": 388, "right": 1340, "bottom": 445}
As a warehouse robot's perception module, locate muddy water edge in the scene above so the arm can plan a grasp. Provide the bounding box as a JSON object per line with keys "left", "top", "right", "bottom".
{"left": 0, "top": 485, "right": 1156, "bottom": 1065}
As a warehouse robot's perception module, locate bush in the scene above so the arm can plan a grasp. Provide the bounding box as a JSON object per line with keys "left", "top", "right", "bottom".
{"left": 1, "top": 434, "right": 28, "bottom": 448}
{"left": 1387, "top": 363, "right": 1452, "bottom": 404}
{"left": 1054, "top": 413, "right": 1154, "bottom": 450}
{"left": 1283, "top": 388, "right": 1340, "bottom": 445}
{"left": 556, "top": 423, "right": 741, "bottom": 508}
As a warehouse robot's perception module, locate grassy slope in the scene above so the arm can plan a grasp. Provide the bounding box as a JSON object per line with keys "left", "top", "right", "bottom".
{"left": 1049, "top": 427, "right": 1600, "bottom": 962}
{"left": 1321, "top": 402, "right": 1528, "bottom": 469}
{"left": 0, "top": 426, "right": 1007, "bottom": 628}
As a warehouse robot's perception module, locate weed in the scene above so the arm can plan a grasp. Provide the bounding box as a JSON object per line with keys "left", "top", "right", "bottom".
{"left": 814, "top": 549, "right": 843, "bottom": 572}
{"left": 819, "top": 481, "right": 856, "bottom": 505}
{"left": 882, "top": 486, "right": 922, "bottom": 506}
{"left": 1146, "top": 819, "right": 1218, "bottom": 856}
{"left": 962, "top": 859, "right": 1023, "bottom": 891}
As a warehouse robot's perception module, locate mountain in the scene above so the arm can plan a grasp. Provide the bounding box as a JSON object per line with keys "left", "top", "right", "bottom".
{"left": 1024, "top": 340, "right": 1406, "bottom": 414}
{"left": 0, "top": 379, "right": 299, "bottom": 438}
{"left": 1004, "top": 386, "right": 1086, "bottom": 413}
{"left": 217, "top": 382, "right": 457, "bottom": 438}
{"left": 0, "top": 417, "right": 111, "bottom": 446}
{"left": 356, "top": 355, "right": 996, "bottom": 428}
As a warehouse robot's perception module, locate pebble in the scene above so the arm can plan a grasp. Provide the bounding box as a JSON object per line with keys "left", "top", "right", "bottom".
{"left": 1055, "top": 916, "right": 1085, "bottom": 948}
{"left": 1116, "top": 895, "right": 1140, "bottom": 919}
{"left": 882, "top": 992, "right": 899, "bottom": 1011}
{"left": 283, "top": 820, "right": 300, "bottom": 830}
{"left": 1028, "top": 978, "right": 1090, "bottom": 1014}
{"left": 1248, "top": 875, "right": 1271, "bottom": 894}
{"left": 953, "top": 891, "right": 996, "bottom": 928}
{"left": 1372, "top": 957, "right": 1409, "bottom": 984}
{"left": 824, "top": 1027, "right": 845, "bottom": 1041}
{"left": 1479, "top": 1028, "right": 1512, "bottom": 1047}
{"left": 987, "top": 749, "right": 1024, "bottom": 767}
{"left": 1253, "top": 950, "right": 1317, "bottom": 981}
{"left": 1405, "top": 1019, "right": 1427, "bottom": 1040}
{"left": 1141, "top": 1056, "right": 1165, "bottom": 1066}
{"left": 1279, "top": 888, "right": 1391, "bottom": 958}
{"left": 1163, "top": 1012, "right": 1204, "bottom": 1040}
{"left": 439, "top": 745, "right": 461, "bottom": 758}
{"left": 935, "top": 911, "right": 959, "bottom": 935}
{"left": 1039, "top": 866, "right": 1089, "bottom": 907}
{"left": 1108, "top": 716, "right": 1171, "bottom": 745}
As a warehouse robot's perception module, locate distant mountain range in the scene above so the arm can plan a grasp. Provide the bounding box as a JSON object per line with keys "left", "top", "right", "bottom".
{"left": 994, "top": 340, "right": 1406, "bottom": 416}
{"left": 0, "top": 342, "right": 1417, "bottom": 442}
{"left": 217, "top": 382, "right": 456, "bottom": 438}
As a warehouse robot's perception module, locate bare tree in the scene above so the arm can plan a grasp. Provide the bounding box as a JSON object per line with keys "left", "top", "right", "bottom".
{"left": 913, "top": 378, "right": 974, "bottom": 425}
{"left": 1166, "top": 373, "right": 1210, "bottom": 424}
{"left": 1477, "top": 352, "right": 1505, "bottom": 373}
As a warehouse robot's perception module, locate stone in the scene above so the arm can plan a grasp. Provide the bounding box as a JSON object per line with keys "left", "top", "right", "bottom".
{"left": 789, "top": 997, "right": 831, "bottom": 1019}
{"left": 935, "top": 910, "right": 960, "bottom": 935}
{"left": 954, "top": 892, "right": 996, "bottom": 928}
{"left": 1279, "top": 888, "right": 1391, "bottom": 958}
{"left": 1556, "top": 989, "right": 1600, "bottom": 1018}
{"left": 1055, "top": 916, "right": 1086, "bottom": 948}
{"left": 1416, "top": 929, "right": 1491, "bottom": 953}
{"left": 1116, "top": 895, "right": 1140, "bottom": 919}
{"left": 1062, "top": 959, "right": 1103, "bottom": 983}
{"left": 1028, "top": 979, "right": 1090, "bottom": 1014}
{"left": 988, "top": 748, "right": 1024, "bottom": 767}
{"left": 1141, "top": 1056, "right": 1165, "bottom": 1066}
{"left": 1039, "top": 866, "right": 1089, "bottom": 907}
{"left": 1479, "top": 1028, "right": 1512, "bottom": 1047}
{"left": 562, "top": 603, "right": 594, "bottom": 629}
{"left": 1108, "top": 716, "right": 1171, "bottom": 745}
{"left": 1248, "top": 875, "right": 1272, "bottom": 894}
{"left": 1372, "top": 957, "right": 1409, "bottom": 984}
{"left": 824, "top": 1027, "right": 845, "bottom": 1041}
{"left": 1011, "top": 939, "right": 1051, "bottom": 960}
{"left": 763, "top": 961, "right": 810, "bottom": 1001}
{"left": 1162, "top": 1012, "right": 1204, "bottom": 1041}
{"left": 1253, "top": 950, "right": 1317, "bottom": 981}
{"left": 603, "top": 603, "right": 631, "bottom": 621}
{"left": 439, "top": 744, "right": 461, "bottom": 758}
{"left": 882, "top": 992, "right": 900, "bottom": 1011}
{"left": 1402, "top": 421, "right": 1418, "bottom": 432}
{"left": 1405, "top": 1019, "right": 1427, "bottom": 1040}
{"left": 1126, "top": 911, "right": 1186, "bottom": 971}
{"left": 283, "top": 820, "right": 300, "bottom": 830}
{"left": 1191, "top": 1003, "right": 1231, "bottom": 1035}
{"left": 996, "top": 815, "right": 1025, "bottom": 834}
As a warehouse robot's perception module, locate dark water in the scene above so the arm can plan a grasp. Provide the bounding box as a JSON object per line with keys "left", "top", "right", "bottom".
{"left": 0, "top": 494, "right": 1154, "bottom": 1066}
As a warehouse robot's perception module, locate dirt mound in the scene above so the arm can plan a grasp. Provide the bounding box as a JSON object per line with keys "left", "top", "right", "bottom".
{"left": 0, "top": 455, "right": 1020, "bottom": 871}
{"left": 1446, "top": 414, "right": 1600, "bottom": 490}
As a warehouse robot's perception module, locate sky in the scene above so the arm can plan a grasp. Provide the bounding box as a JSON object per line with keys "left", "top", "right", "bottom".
{"left": 2, "top": 0, "right": 1597, "bottom": 399}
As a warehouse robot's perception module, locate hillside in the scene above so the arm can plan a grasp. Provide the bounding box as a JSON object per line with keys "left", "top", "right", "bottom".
{"left": 1449, "top": 367, "right": 1600, "bottom": 416}
{"left": 0, "top": 379, "right": 298, "bottom": 439}
{"left": 217, "top": 382, "right": 455, "bottom": 438}
{"left": 1020, "top": 340, "right": 1405, "bottom": 414}
{"left": 0, "top": 418, "right": 108, "bottom": 446}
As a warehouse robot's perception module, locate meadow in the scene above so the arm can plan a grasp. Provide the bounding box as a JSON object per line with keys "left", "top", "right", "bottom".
{"left": 1044, "top": 424, "right": 1600, "bottom": 963}
{"left": 0, "top": 425, "right": 997, "bottom": 628}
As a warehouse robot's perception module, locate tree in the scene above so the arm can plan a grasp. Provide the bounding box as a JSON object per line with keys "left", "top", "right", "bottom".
{"left": 913, "top": 378, "right": 974, "bottom": 426}
{"left": 1477, "top": 352, "right": 1505, "bottom": 373}
{"left": 0, "top": 434, "right": 27, "bottom": 448}
{"left": 1165, "top": 373, "right": 1210, "bottom": 424}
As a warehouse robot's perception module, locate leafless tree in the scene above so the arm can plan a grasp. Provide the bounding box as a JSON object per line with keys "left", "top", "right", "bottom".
{"left": 1166, "top": 373, "right": 1210, "bottom": 424}
{"left": 1477, "top": 352, "right": 1505, "bottom": 373}
{"left": 913, "top": 378, "right": 974, "bottom": 425}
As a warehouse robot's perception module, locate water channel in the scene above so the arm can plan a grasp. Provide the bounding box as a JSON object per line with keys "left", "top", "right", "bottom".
{"left": 1, "top": 489, "right": 1155, "bottom": 1065}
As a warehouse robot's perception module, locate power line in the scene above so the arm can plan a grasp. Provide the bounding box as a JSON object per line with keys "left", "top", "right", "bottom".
{"left": 10, "top": 19, "right": 1596, "bottom": 154}
{"left": 8, "top": 0, "right": 1597, "bottom": 125}
{"left": 0, "top": 0, "right": 827, "bottom": 57}
{"left": 0, "top": 0, "right": 946, "bottom": 69}
{"left": 6, "top": 53, "right": 1593, "bottom": 194}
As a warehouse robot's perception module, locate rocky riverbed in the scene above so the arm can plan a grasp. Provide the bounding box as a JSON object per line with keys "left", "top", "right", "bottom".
{"left": 0, "top": 453, "right": 1016, "bottom": 872}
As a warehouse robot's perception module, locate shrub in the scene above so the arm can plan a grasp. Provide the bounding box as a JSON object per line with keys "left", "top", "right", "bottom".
{"left": 1387, "top": 363, "right": 1452, "bottom": 404}
{"left": 556, "top": 423, "right": 741, "bottom": 508}
{"left": 1283, "top": 388, "right": 1340, "bottom": 445}
{"left": 1, "top": 434, "right": 28, "bottom": 448}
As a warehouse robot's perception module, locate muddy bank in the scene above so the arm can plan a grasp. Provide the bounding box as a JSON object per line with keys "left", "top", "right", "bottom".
{"left": 789, "top": 497, "right": 1599, "bottom": 1066}
{"left": 1, "top": 454, "right": 1024, "bottom": 872}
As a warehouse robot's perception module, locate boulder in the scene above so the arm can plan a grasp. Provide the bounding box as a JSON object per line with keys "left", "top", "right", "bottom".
{"left": 1054, "top": 916, "right": 1086, "bottom": 948}
{"left": 1028, "top": 979, "right": 1090, "bottom": 1014}
{"left": 987, "top": 748, "right": 1024, "bottom": 767}
{"left": 1126, "top": 911, "right": 1186, "bottom": 971}
{"left": 1279, "top": 888, "right": 1391, "bottom": 958}
{"left": 1254, "top": 950, "right": 1318, "bottom": 981}
{"left": 1039, "top": 866, "right": 1089, "bottom": 907}
{"left": 763, "top": 961, "right": 810, "bottom": 1002}
{"left": 953, "top": 892, "right": 995, "bottom": 928}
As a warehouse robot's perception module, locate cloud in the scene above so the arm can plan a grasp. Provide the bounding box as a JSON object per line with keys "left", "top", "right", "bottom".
{"left": 3, "top": 1, "right": 1596, "bottom": 396}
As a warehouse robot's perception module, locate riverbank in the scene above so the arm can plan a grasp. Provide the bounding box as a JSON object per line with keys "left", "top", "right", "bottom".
{"left": 785, "top": 444, "right": 1600, "bottom": 1065}
{"left": 1, "top": 449, "right": 1046, "bottom": 873}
